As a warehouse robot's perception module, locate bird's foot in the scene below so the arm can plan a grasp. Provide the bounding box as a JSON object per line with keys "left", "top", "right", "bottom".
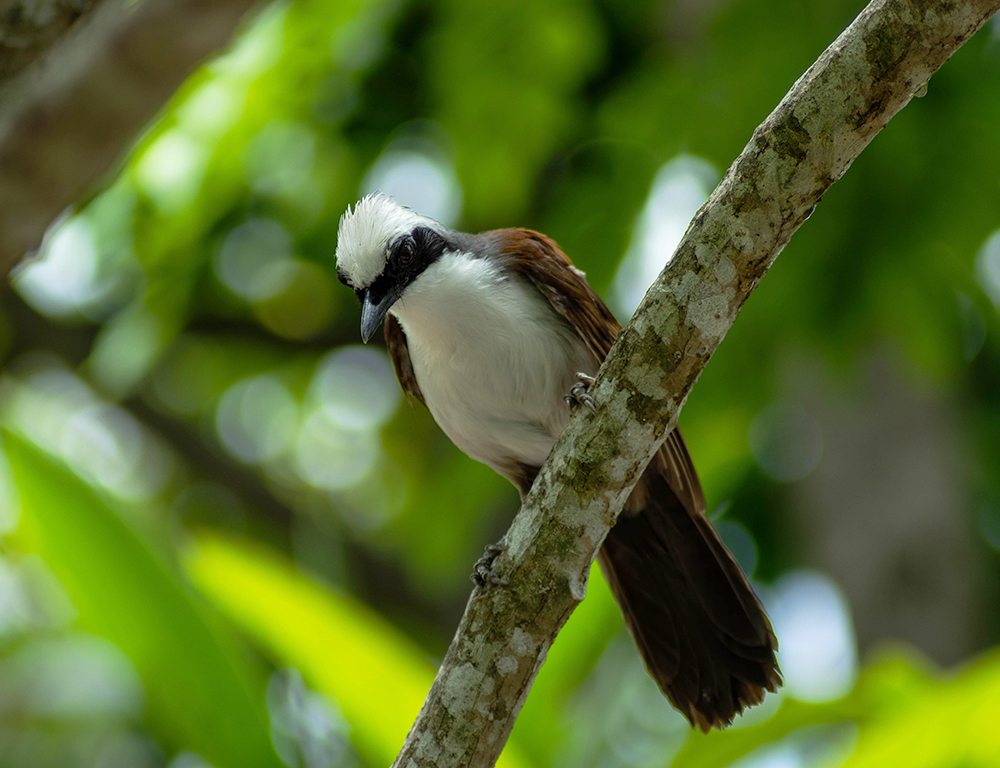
{"left": 564, "top": 372, "right": 597, "bottom": 414}
{"left": 472, "top": 543, "right": 507, "bottom": 588}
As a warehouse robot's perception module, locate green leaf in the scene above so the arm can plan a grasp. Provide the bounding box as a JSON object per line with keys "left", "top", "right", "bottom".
{"left": 839, "top": 649, "right": 1000, "bottom": 768}
{"left": 669, "top": 696, "right": 863, "bottom": 768}
{"left": 2, "top": 430, "right": 281, "bottom": 768}
{"left": 666, "top": 649, "right": 1000, "bottom": 768}
{"left": 184, "top": 533, "right": 531, "bottom": 768}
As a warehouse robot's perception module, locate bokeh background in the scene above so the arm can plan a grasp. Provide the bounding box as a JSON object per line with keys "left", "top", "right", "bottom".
{"left": 1, "top": 0, "right": 1000, "bottom": 766}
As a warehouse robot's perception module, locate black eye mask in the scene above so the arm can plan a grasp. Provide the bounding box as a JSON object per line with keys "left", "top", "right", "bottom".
{"left": 363, "top": 227, "right": 449, "bottom": 307}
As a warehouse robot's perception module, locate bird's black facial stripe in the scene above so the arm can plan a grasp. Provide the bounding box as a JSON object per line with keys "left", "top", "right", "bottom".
{"left": 363, "top": 226, "right": 449, "bottom": 306}
{"left": 336, "top": 267, "right": 365, "bottom": 300}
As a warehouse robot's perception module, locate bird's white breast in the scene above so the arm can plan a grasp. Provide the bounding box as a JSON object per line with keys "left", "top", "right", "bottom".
{"left": 389, "top": 251, "right": 596, "bottom": 475}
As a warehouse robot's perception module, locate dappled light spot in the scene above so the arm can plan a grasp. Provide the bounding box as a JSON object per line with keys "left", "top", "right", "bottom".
{"left": 267, "top": 668, "right": 355, "bottom": 768}
{"left": 361, "top": 125, "right": 463, "bottom": 227}
{"left": 3, "top": 634, "right": 144, "bottom": 720}
{"left": 730, "top": 741, "right": 803, "bottom": 768}
{"left": 245, "top": 120, "right": 318, "bottom": 202}
{"left": 334, "top": 457, "right": 409, "bottom": 534}
{"left": 61, "top": 404, "right": 173, "bottom": 502}
{"left": 15, "top": 217, "right": 102, "bottom": 319}
{"left": 88, "top": 307, "right": 166, "bottom": 398}
{"left": 208, "top": 2, "right": 286, "bottom": 78}
{"left": 558, "top": 634, "right": 689, "bottom": 767}
{"left": 610, "top": 155, "right": 718, "bottom": 317}
{"left": 0, "top": 556, "right": 32, "bottom": 639}
{"left": 215, "top": 374, "right": 298, "bottom": 465}
{"left": 312, "top": 346, "right": 400, "bottom": 431}
{"left": 975, "top": 229, "right": 1000, "bottom": 311}
{"left": 767, "top": 571, "right": 858, "bottom": 702}
{"left": 1, "top": 357, "right": 91, "bottom": 448}
{"left": 2, "top": 358, "right": 175, "bottom": 502}
{"left": 176, "top": 80, "right": 246, "bottom": 139}
{"left": 252, "top": 260, "right": 336, "bottom": 340}
{"left": 749, "top": 403, "right": 824, "bottom": 483}
{"left": 729, "top": 724, "right": 858, "bottom": 768}
{"left": 167, "top": 753, "right": 216, "bottom": 768}
{"left": 90, "top": 734, "right": 162, "bottom": 768}
{"left": 716, "top": 518, "right": 758, "bottom": 577}
{"left": 214, "top": 218, "right": 296, "bottom": 301}
{"left": 134, "top": 129, "right": 210, "bottom": 214}
{"left": 294, "top": 409, "right": 380, "bottom": 491}
{"left": 16, "top": 183, "right": 142, "bottom": 324}
{"left": 0, "top": 553, "right": 75, "bottom": 647}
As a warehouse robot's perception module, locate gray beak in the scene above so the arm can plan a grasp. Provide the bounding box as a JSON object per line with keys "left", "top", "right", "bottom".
{"left": 360, "top": 289, "right": 399, "bottom": 343}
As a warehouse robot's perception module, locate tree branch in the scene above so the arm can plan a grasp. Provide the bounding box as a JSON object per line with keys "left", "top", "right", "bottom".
{"left": 393, "top": 1, "right": 1000, "bottom": 766}
{"left": 0, "top": 0, "right": 102, "bottom": 82}
{"left": 0, "top": 0, "right": 262, "bottom": 276}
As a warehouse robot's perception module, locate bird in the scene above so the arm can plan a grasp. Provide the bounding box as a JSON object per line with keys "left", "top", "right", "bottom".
{"left": 334, "top": 193, "right": 781, "bottom": 730}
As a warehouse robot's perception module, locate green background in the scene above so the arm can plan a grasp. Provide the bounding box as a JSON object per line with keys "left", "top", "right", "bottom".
{"left": 1, "top": 0, "right": 999, "bottom": 766}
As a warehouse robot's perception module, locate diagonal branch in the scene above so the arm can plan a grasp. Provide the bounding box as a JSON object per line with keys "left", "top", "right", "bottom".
{"left": 0, "top": 0, "right": 262, "bottom": 276}
{"left": 392, "top": 1, "right": 1000, "bottom": 766}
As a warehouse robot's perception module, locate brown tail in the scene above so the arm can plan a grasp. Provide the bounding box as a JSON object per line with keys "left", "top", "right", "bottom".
{"left": 598, "top": 466, "right": 781, "bottom": 731}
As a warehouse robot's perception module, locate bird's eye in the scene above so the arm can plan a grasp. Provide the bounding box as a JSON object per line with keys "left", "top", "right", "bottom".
{"left": 399, "top": 239, "right": 414, "bottom": 265}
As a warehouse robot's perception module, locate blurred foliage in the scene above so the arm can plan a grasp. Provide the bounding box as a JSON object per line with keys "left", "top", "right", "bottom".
{"left": 1, "top": 0, "right": 999, "bottom": 766}
{"left": 3, "top": 431, "right": 279, "bottom": 768}
{"left": 183, "top": 534, "right": 439, "bottom": 768}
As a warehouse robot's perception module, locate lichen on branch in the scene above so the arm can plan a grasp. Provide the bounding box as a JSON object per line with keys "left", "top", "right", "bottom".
{"left": 392, "top": 1, "right": 1000, "bottom": 767}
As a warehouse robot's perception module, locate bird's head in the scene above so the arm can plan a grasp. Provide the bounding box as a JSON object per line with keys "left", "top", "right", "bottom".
{"left": 335, "top": 193, "right": 452, "bottom": 342}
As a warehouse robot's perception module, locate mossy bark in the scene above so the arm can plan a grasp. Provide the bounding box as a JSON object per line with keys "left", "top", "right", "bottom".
{"left": 392, "top": 1, "right": 1000, "bottom": 766}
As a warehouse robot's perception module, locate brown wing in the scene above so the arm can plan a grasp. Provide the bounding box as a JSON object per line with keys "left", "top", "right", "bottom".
{"left": 499, "top": 229, "right": 778, "bottom": 728}
{"left": 498, "top": 229, "right": 620, "bottom": 362}
{"left": 384, "top": 314, "right": 425, "bottom": 408}
{"left": 497, "top": 228, "right": 706, "bottom": 515}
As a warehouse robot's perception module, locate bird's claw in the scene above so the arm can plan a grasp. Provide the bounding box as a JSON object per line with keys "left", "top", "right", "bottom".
{"left": 565, "top": 372, "right": 597, "bottom": 414}
{"left": 472, "top": 543, "right": 508, "bottom": 588}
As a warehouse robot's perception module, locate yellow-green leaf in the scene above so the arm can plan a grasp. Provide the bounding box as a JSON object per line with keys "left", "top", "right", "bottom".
{"left": 185, "top": 533, "right": 530, "bottom": 768}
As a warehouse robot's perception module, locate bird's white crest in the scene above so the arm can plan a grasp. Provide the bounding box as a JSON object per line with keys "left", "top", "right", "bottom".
{"left": 335, "top": 193, "right": 437, "bottom": 288}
